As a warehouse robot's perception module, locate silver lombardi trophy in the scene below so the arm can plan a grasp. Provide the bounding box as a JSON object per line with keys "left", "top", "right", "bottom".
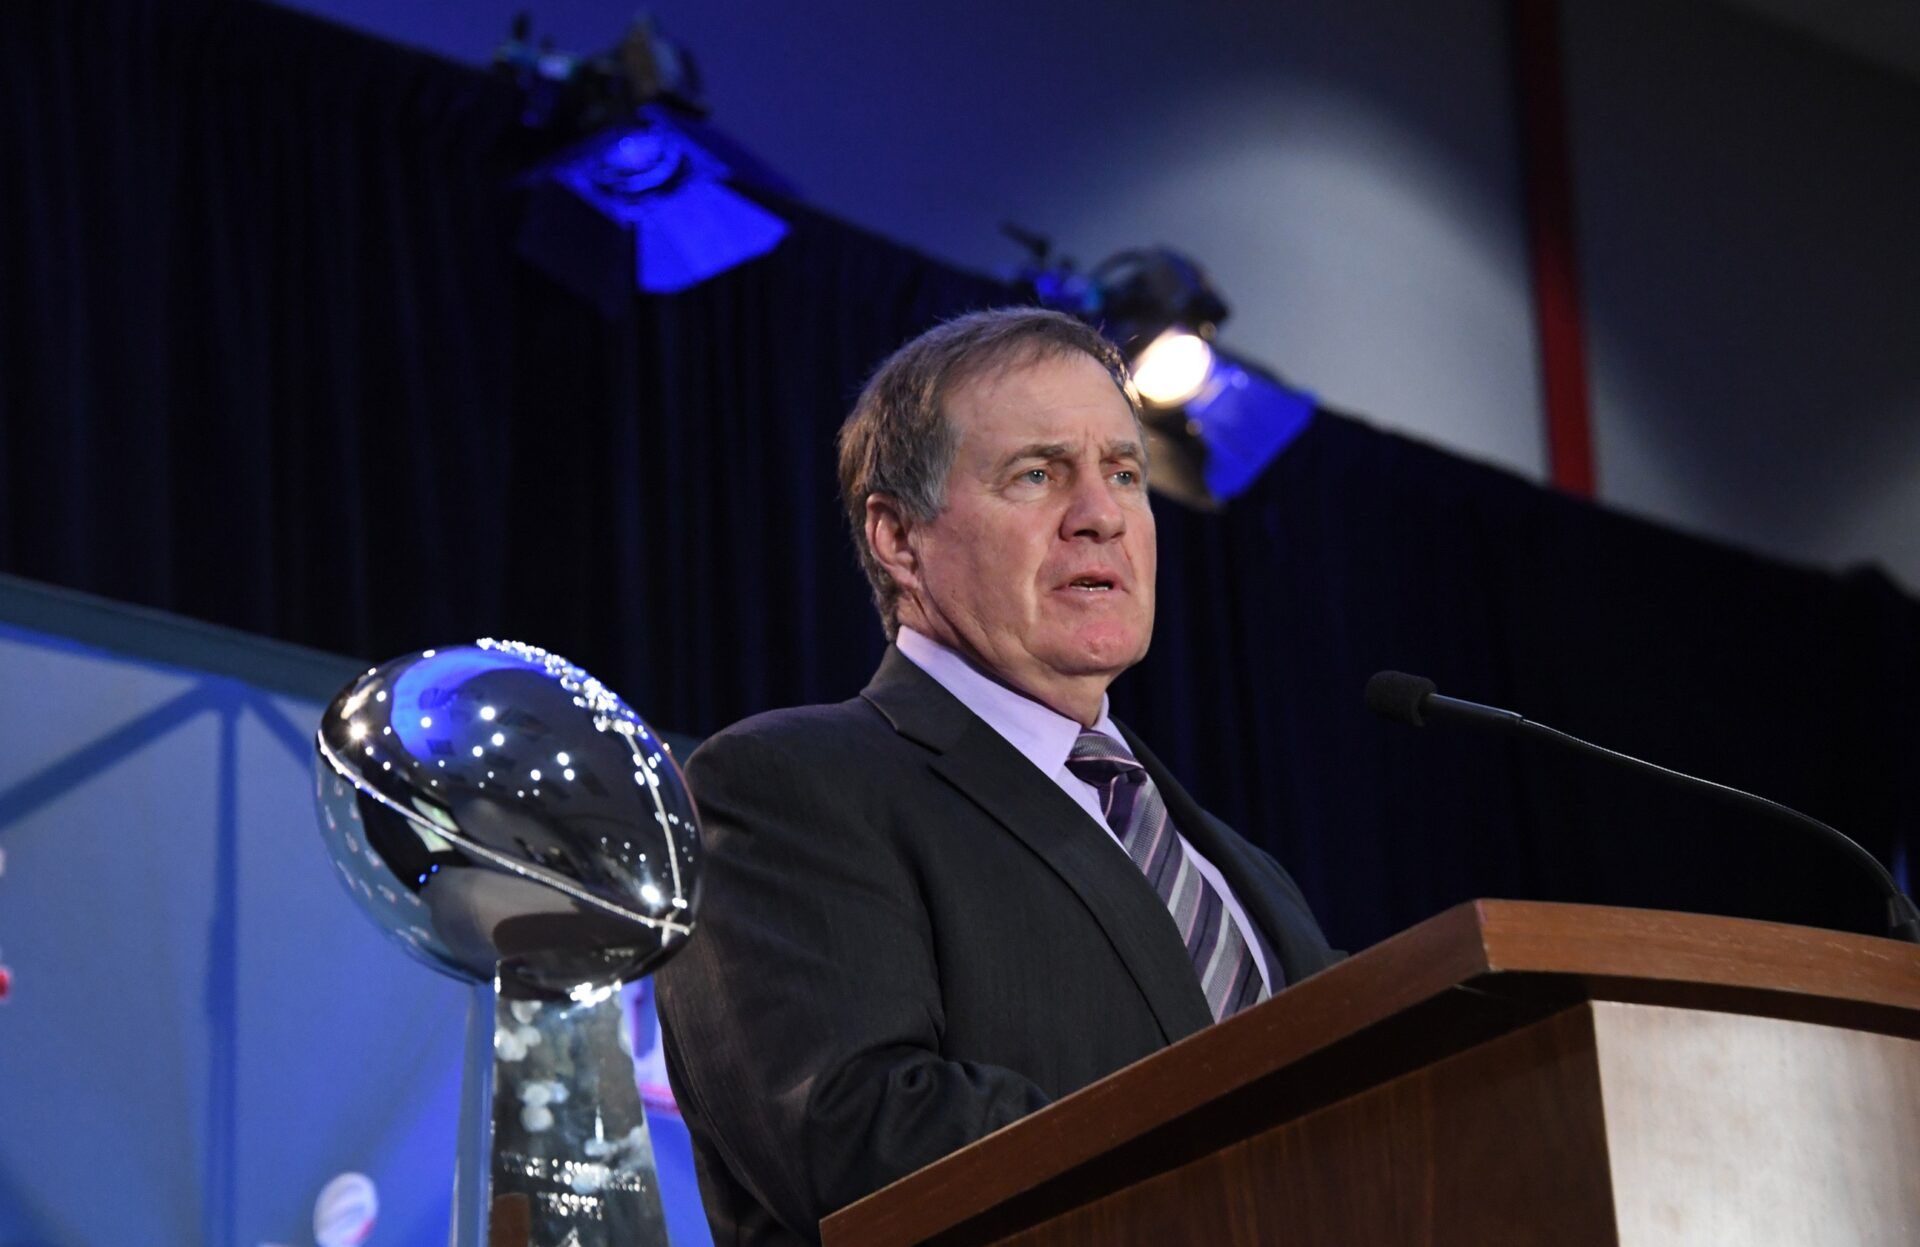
{"left": 312, "top": 639, "right": 700, "bottom": 1246}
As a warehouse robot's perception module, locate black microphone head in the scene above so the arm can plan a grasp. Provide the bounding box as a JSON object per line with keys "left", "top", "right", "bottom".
{"left": 1364, "top": 670, "right": 1437, "bottom": 727}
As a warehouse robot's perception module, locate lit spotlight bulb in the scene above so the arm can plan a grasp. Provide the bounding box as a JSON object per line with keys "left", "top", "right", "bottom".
{"left": 1130, "top": 330, "right": 1215, "bottom": 408}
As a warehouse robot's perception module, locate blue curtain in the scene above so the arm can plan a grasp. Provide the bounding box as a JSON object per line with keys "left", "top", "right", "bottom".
{"left": 3, "top": 0, "right": 1914, "bottom": 953}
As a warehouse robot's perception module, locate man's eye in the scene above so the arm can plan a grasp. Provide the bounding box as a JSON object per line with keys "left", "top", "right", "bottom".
{"left": 1112, "top": 469, "right": 1139, "bottom": 486}
{"left": 1020, "top": 468, "right": 1049, "bottom": 484}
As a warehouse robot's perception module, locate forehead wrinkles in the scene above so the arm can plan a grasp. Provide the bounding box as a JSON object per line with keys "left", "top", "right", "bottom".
{"left": 951, "top": 394, "right": 1144, "bottom": 478}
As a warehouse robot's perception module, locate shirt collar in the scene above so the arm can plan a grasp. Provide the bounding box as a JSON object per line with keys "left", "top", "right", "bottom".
{"left": 895, "top": 626, "right": 1120, "bottom": 776}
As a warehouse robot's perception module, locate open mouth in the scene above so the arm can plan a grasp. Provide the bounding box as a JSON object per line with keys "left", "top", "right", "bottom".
{"left": 1065, "top": 576, "right": 1117, "bottom": 592}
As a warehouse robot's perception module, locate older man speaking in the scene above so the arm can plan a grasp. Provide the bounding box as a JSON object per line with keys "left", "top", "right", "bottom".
{"left": 656, "top": 308, "right": 1338, "bottom": 1245}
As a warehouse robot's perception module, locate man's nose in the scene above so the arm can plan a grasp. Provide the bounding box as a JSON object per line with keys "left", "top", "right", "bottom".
{"left": 1062, "top": 473, "right": 1126, "bottom": 540}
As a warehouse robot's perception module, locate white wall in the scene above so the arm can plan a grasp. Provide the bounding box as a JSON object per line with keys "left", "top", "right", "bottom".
{"left": 272, "top": 0, "right": 1920, "bottom": 591}
{"left": 1564, "top": 0, "right": 1920, "bottom": 589}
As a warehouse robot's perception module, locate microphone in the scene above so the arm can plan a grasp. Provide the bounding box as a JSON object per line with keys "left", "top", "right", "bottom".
{"left": 1363, "top": 670, "right": 1920, "bottom": 945}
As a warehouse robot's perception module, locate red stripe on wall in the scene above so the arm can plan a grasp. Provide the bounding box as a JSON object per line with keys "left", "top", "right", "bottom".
{"left": 1511, "top": 0, "right": 1597, "bottom": 497}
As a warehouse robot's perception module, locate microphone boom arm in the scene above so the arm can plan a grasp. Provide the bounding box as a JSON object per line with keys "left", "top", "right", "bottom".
{"left": 1370, "top": 672, "right": 1920, "bottom": 945}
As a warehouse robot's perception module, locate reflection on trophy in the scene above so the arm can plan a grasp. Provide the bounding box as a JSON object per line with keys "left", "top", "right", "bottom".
{"left": 312, "top": 639, "right": 700, "bottom": 1247}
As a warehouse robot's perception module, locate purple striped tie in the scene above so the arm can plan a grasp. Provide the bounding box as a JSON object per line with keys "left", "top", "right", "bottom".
{"left": 1066, "top": 731, "right": 1268, "bottom": 1022}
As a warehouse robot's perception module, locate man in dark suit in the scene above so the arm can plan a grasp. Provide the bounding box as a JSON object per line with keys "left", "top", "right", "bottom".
{"left": 656, "top": 308, "right": 1338, "bottom": 1245}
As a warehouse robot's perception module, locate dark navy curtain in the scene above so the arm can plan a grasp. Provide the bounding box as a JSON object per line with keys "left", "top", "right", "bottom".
{"left": 4, "top": 0, "right": 1915, "bottom": 952}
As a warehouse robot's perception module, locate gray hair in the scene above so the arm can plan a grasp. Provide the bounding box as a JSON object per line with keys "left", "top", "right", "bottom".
{"left": 836, "top": 307, "right": 1139, "bottom": 638}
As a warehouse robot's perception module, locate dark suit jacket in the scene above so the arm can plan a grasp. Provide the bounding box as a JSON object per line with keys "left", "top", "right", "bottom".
{"left": 655, "top": 648, "right": 1339, "bottom": 1245}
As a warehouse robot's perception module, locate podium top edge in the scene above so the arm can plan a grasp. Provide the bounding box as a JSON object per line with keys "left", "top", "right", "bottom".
{"left": 1467, "top": 899, "right": 1920, "bottom": 1013}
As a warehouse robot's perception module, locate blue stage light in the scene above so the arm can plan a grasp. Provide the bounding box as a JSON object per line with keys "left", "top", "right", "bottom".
{"left": 1179, "top": 355, "right": 1316, "bottom": 503}
{"left": 544, "top": 108, "right": 789, "bottom": 295}
{"left": 500, "top": 17, "right": 793, "bottom": 311}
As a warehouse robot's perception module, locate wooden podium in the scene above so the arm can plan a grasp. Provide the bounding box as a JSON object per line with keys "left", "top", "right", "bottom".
{"left": 822, "top": 901, "right": 1920, "bottom": 1247}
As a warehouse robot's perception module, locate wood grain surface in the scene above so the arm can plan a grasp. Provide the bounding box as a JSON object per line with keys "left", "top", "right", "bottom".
{"left": 988, "top": 1005, "right": 1620, "bottom": 1247}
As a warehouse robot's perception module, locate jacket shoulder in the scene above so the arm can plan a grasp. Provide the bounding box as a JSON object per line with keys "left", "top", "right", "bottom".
{"left": 688, "top": 696, "right": 899, "bottom": 773}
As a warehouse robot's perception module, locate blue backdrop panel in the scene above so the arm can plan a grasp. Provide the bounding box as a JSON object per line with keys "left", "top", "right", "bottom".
{"left": 0, "top": 620, "right": 466, "bottom": 1245}
{"left": 0, "top": 588, "right": 711, "bottom": 1246}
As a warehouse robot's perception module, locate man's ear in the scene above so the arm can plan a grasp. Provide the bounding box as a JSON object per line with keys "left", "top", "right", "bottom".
{"left": 866, "top": 494, "right": 921, "bottom": 594}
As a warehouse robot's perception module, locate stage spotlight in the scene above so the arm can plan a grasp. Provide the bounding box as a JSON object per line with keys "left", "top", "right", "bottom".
{"left": 1143, "top": 353, "right": 1316, "bottom": 509}
{"left": 501, "top": 17, "right": 792, "bottom": 313}
{"left": 1088, "top": 249, "right": 1229, "bottom": 351}
{"left": 1130, "top": 329, "right": 1216, "bottom": 408}
{"left": 532, "top": 107, "right": 789, "bottom": 297}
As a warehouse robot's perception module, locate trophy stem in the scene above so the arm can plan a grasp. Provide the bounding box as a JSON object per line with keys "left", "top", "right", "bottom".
{"left": 478, "top": 967, "right": 673, "bottom": 1246}
{"left": 451, "top": 982, "right": 499, "bottom": 1247}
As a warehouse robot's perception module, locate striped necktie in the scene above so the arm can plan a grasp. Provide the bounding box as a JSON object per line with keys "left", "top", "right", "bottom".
{"left": 1066, "top": 731, "right": 1269, "bottom": 1022}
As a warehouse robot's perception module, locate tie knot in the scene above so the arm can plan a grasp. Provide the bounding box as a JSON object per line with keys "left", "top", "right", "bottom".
{"left": 1065, "top": 731, "right": 1142, "bottom": 785}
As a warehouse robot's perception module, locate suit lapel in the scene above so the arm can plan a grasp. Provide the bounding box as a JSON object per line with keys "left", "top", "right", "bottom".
{"left": 863, "top": 649, "right": 1215, "bottom": 1045}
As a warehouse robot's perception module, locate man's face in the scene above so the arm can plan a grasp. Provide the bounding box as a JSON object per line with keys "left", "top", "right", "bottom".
{"left": 900, "top": 349, "right": 1157, "bottom": 718}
